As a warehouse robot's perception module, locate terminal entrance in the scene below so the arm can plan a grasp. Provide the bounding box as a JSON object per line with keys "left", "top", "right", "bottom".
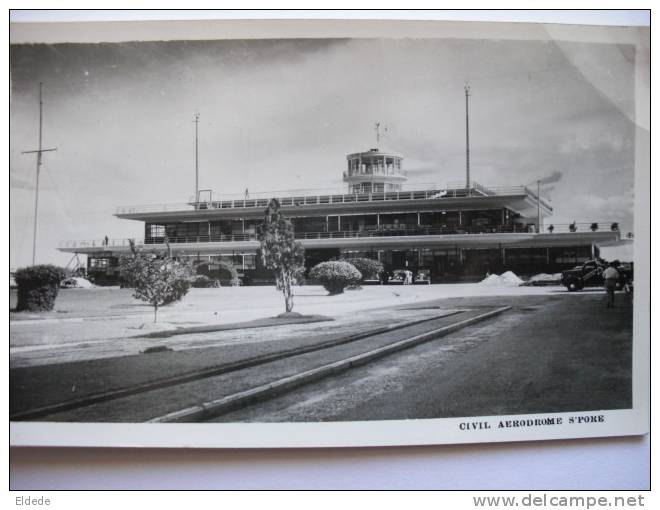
{"left": 381, "top": 250, "right": 418, "bottom": 272}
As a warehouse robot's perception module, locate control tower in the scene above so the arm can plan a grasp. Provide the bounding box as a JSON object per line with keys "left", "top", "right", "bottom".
{"left": 342, "top": 148, "right": 407, "bottom": 194}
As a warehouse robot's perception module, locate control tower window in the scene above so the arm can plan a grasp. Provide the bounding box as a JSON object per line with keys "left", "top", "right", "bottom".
{"left": 149, "top": 224, "right": 165, "bottom": 238}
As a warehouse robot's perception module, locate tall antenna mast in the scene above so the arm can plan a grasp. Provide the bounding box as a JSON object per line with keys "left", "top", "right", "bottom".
{"left": 537, "top": 179, "right": 541, "bottom": 232}
{"left": 464, "top": 84, "right": 471, "bottom": 194}
{"left": 375, "top": 122, "right": 381, "bottom": 147}
{"left": 193, "top": 112, "right": 200, "bottom": 201}
{"left": 21, "top": 82, "right": 57, "bottom": 265}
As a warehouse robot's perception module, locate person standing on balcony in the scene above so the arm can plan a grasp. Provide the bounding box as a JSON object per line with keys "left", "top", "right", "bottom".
{"left": 244, "top": 188, "right": 249, "bottom": 200}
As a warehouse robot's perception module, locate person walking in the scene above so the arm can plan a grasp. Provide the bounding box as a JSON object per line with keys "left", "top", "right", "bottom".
{"left": 603, "top": 260, "right": 620, "bottom": 308}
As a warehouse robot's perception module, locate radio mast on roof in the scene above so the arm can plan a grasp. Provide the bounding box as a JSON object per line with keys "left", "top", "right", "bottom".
{"left": 193, "top": 112, "right": 200, "bottom": 201}
{"left": 464, "top": 83, "right": 471, "bottom": 195}
{"left": 21, "top": 82, "right": 57, "bottom": 265}
{"left": 374, "top": 122, "right": 388, "bottom": 148}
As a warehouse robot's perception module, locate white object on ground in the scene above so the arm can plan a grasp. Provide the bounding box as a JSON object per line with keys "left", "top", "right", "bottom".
{"left": 528, "top": 273, "right": 562, "bottom": 282}
{"left": 479, "top": 271, "right": 523, "bottom": 286}
{"left": 70, "top": 277, "right": 95, "bottom": 288}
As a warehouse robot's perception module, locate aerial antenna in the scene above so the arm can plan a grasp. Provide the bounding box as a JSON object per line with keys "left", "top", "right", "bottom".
{"left": 374, "top": 122, "right": 388, "bottom": 147}
{"left": 21, "top": 82, "right": 57, "bottom": 265}
{"left": 464, "top": 83, "right": 471, "bottom": 195}
{"left": 193, "top": 112, "right": 200, "bottom": 202}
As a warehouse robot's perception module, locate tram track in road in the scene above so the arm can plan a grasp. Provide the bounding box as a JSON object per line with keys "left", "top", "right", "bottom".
{"left": 13, "top": 306, "right": 510, "bottom": 423}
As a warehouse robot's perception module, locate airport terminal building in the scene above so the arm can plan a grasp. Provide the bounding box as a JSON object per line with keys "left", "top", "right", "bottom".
{"left": 59, "top": 147, "right": 620, "bottom": 285}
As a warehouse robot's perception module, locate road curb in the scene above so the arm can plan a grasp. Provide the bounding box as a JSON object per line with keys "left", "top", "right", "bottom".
{"left": 11, "top": 310, "right": 463, "bottom": 421}
{"left": 149, "top": 306, "right": 511, "bottom": 423}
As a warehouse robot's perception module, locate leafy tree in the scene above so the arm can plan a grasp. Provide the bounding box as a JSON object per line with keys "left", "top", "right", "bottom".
{"left": 257, "top": 199, "right": 305, "bottom": 313}
{"left": 119, "top": 240, "right": 192, "bottom": 322}
{"left": 590, "top": 222, "right": 599, "bottom": 232}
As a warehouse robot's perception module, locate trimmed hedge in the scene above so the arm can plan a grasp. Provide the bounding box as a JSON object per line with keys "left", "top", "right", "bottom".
{"left": 191, "top": 275, "right": 221, "bottom": 288}
{"left": 14, "top": 264, "right": 66, "bottom": 311}
{"left": 196, "top": 261, "right": 240, "bottom": 286}
{"left": 309, "top": 261, "right": 362, "bottom": 295}
{"left": 341, "top": 257, "right": 384, "bottom": 282}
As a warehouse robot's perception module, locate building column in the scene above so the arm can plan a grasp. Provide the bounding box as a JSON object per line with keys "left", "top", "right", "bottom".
{"left": 417, "top": 212, "right": 420, "bottom": 226}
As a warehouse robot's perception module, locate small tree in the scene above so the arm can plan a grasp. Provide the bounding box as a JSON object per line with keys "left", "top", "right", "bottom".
{"left": 15, "top": 264, "right": 66, "bottom": 311}
{"left": 257, "top": 199, "right": 305, "bottom": 313}
{"left": 611, "top": 222, "right": 620, "bottom": 232}
{"left": 547, "top": 224, "right": 555, "bottom": 233}
{"left": 590, "top": 222, "right": 599, "bottom": 232}
{"left": 310, "top": 261, "right": 362, "bottom": 295}
{"left": 569, "top": 222, "right": 577, "bottom": 233}
{"left": 119, "top": 240, "right": 192, "bottom": 322}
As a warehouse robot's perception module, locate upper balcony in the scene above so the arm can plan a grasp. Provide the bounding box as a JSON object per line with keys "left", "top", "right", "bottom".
{"left": 59, "top": 222, "right": 625, "bottom": 254}
{"left": 115, "top": 181, "right": 551, "bottom": 216}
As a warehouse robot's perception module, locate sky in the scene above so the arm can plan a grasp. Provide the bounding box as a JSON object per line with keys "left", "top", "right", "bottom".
{"left": 10, "top": 37, "right": 637, "bottom": 268}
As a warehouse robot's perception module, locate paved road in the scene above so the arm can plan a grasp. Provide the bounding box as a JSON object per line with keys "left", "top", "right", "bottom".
{"left": 212, "top": 292, "right": 633, "bottom": 422}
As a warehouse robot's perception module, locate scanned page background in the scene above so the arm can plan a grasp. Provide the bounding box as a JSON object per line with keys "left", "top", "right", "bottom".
{"left": 8, "top": 10, "right": 650, "bottom": 489}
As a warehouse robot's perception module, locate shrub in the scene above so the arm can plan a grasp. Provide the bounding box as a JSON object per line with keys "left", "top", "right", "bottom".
{"left": 217, "top": 261, "right": 240, "bottom": 286}
{"left": 15, "top": 264, "right": 66, "bottom": 311}
{"left": 196, "top": 261, "right": 240, "bottom": 286}
{"left": 309, "top": 261, "right": 362, "bottom": 295}
{"left": 191, "top": 275, "right": 221, "bottom": 288}
{"left": 341, "top": 257, "right": 383, "bottom": 282}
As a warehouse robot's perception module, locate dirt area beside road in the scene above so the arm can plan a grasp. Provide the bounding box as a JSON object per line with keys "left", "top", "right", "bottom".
{"left": 10, "top": 284, "right": 559, "bottom": 366}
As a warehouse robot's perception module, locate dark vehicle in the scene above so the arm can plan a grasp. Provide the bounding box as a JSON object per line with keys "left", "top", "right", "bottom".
{"left": 561, "top": 259, "right": 633, "bottom": 292}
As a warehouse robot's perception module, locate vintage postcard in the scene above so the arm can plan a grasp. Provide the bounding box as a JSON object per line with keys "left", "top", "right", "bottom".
{"left": 9, "top": 18, "right": 649, "bottom": 448}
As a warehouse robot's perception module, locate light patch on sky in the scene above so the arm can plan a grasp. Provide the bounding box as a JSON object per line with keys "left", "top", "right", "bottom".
{"left": 10, "top": 38, "right": 636, "bottom": 267}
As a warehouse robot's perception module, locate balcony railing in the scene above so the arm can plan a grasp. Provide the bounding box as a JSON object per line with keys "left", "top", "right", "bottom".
{"left": 116, "top": 185, "right": 537, "bottom": 215}
{"left": 343, "top": 168, "right": 408, "bottom": 178}
{"left": 59, "top": 222, "right": 622, "bottom": 250}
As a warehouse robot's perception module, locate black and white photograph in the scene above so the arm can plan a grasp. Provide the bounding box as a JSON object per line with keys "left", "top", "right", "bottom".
{"left": 9, "top": 17, "right": 649, "bottom": 448}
